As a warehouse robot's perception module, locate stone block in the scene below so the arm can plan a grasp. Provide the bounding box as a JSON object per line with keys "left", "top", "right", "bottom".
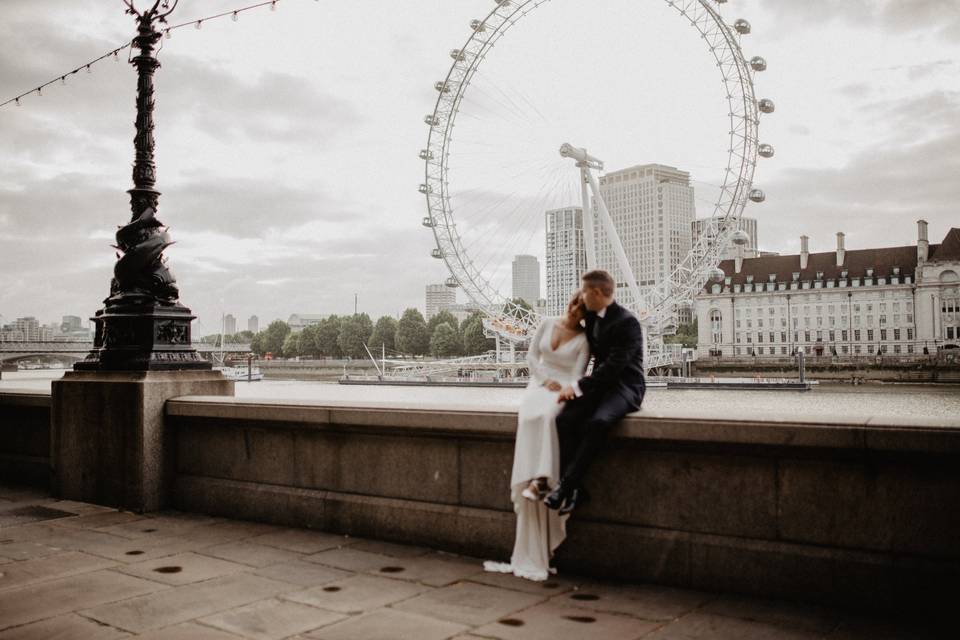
{"left": 305, "top": 608, "right": 467, "bottom": 640}
{"left": 457, "top": 440, "right": 514, "bottom": 511}
{"left": 393, "top": 581, "right": 545, "bottom": 626}
{"left": 199, "top": 598, "right": 346, "bottom": 640}
{"left": 0, "top": 613, "right": 130, "bottom": 640}
{"left": 283, "top": 574, "right": 432, "bottom": 613}
{"left": 51, "top": 371, "right": 233, "bottom": 512}
{"left": 778, "top": 458, "right": 960, "bottom": 557}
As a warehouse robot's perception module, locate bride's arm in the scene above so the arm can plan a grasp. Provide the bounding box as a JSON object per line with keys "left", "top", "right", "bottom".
{"left": 573, "top": 336, "right": 591, "bottom": 378}
{"left": 525, "top": 319, "right": 549, "bottom": 382}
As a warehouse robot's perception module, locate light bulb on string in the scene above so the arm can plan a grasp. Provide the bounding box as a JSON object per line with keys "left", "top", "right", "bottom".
{"left": 195, "top": 20, "right": 202, "bottom": 29}
{"left": 85, "top": 64, "right": 91, "bottom": 73}
{"left": 14, "top": 97, "right": 20, "bottom": 106}
{"left": 232, "top": 11, "right": 238, "bottom": 22}
{"left": 113, "top": 51, "right": 119, "bottom": 62}
{"left": 60, "top": 76, "right": 66, "bottom": 85}
{"left": 270, "top": 1, "right": 277, "bottom": 11}
{"left": 37, "top": 87, "right": 41, "bottom": 96}
{"left": 165, "top": 28, "right": 172, "bottom": 39}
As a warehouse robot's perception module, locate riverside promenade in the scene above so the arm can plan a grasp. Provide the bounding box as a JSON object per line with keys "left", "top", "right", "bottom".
{"left": 0, "top": 483, "right": 942, "bottom": 640}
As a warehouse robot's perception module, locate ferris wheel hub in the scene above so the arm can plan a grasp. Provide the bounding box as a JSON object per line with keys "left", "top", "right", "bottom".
{"left": 559, "top": 143, "right": 604, "bottom": 170}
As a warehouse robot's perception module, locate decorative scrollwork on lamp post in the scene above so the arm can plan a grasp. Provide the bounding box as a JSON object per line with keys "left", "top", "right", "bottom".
{"left": 77, "top": 0, "right": 210, "bottom": 371}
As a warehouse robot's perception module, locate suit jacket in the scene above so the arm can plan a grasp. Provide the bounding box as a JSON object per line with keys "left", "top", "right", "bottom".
{"left": 577, "top": 301, "right": 645, "bottom": 404}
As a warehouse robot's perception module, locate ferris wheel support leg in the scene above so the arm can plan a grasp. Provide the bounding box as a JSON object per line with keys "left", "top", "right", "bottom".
{"left": 583, "top": 169, "right": 643, "bottom": 308}
{"left": 580, "top": 168, "right": 597, "bottom": 271}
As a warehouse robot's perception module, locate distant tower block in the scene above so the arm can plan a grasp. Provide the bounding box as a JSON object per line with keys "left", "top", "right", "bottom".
{"left": 425, "top": 283, "right": 456, "bottom": 320}
{"left": 223, "top": 314, "right": 237, "bottom": 336}
{"left": 512, "top": 255, "right": 541, "bottom": 307}
{"left": 247, "top": 315, "right": 259, "bottom": 334}
{"left": 545, "top": 207, "right": 587, "bottom": 316}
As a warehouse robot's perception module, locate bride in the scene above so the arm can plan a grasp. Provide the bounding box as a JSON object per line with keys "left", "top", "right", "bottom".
{"left": 484, "top": 291, "right": 589, "bottom": 581}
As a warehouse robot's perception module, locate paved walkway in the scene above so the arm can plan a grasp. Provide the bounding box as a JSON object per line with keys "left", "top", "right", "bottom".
{"left": 0, "top": 484, "right": 942, "bottom": 639}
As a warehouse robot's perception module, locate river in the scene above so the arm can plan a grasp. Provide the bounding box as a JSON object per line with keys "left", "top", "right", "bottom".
{"left": 2, "top": 369, "right": 959, "bottom": 422}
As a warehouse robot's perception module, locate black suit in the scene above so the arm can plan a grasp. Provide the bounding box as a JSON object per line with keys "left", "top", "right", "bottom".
{"left": 556, "top": 301, "right": 645, "bottom": 488}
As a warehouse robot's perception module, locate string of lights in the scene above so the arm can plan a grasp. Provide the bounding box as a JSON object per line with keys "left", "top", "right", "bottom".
{"left": 0, "top": 0, "right": 304, "bottom": 110}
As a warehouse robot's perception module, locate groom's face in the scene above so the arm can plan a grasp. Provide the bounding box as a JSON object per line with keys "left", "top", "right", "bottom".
{"left": 581, "top": 286, "right": 611, "bottom": 312}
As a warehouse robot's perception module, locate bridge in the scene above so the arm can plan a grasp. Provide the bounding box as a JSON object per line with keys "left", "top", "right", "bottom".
{"left": 0, "top": 341, "right": 252, "bottom": 364}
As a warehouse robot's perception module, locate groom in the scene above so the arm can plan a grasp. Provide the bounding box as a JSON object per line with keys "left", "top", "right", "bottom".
{"left": 545, "top": 269, "right": 645, "bottom": 514}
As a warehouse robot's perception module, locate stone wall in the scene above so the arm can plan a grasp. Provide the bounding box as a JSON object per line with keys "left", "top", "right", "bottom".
{"left": 0, "top": 390, "right": 51, "bottom": 487}
{"left": 166, "top": 397, "right": 960, "bottom": 615}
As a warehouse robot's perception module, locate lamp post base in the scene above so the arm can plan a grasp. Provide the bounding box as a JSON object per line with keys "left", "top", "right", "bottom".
{"left": 76, "top": 300, "right": 210, "bottom": 371}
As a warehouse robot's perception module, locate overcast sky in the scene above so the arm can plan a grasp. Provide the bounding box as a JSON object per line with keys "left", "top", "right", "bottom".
{"left": 1, "top": 0, "right": 958, "bottom": 333}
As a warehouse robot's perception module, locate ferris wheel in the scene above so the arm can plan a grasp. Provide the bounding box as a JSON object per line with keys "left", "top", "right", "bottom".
{"left": 420, "top": 0, "right": 775, "bottom": 368}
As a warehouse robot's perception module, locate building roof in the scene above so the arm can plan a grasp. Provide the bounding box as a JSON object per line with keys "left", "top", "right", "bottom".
{"left": 705, "top": 228, "right": 959, "bottom": 291}
{"left": 931, "top": 228, "right": 960, "bottom": 261}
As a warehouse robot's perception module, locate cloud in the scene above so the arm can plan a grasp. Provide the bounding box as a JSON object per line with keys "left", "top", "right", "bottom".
{"left": 767, "top": 0, "right": 960, "bottom": 40}
{"left": 758, "top": 90, "right": 960, "bottom": 253}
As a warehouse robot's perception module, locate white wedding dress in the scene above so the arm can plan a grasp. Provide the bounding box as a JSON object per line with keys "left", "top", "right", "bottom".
{"left": 484, "top": 317, "right": 589, "bottom": 581}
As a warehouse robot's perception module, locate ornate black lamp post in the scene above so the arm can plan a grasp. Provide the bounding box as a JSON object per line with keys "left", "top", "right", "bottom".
{"left": 77, "top": 0, "right": 209, "bottom": 371}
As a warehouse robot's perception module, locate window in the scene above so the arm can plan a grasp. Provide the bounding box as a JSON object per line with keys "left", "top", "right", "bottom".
{"left": 842, "top": 346, "right": 849, "bottom": 354}
{"left": 829, "top": 330, "right": 835, "bottom": 342}
{"left": 710, "top": 310, "right": 723, "bottom": 345}
{"left": 757, "top": 332, "right": 763, "bottom": 343}
{"left": 894, "top": 328, "right": 901, "bottom": 340}
{"left": 907, "top": 314, "right": 913, "bottom": 323}
{"left": 880, "top": 315, "right": 887, "bottom": 325}
{"left": 804, "top": 331, "right": 811, "bottom": 342}
{"left": 842, "top": 330, "right": 848, "bottom": 341}
{"left": 867, "top": 329, "right": 874, "bottom": 341}
{"left": 769, "top": 332, "right": 775, "bottom": 343}
{"left": 736, "top": 319, "right": 741, "bottom": 329}
{"left": 894, "top": 345, "right": 901, "bottom": 354}
{"left": 855, "top": 329, "right": 861, "bottom": 341}
{"left": 881, "top": 329, "right": 887, "bottom": 341}
{"left": 907, "top": 328, "right": 914, "bottom": 340}
{"left": 781, "top": 331, "right": 787, "bottom": 343}
{"left": 908, "top": 344, "right": 914, "bottom": 354}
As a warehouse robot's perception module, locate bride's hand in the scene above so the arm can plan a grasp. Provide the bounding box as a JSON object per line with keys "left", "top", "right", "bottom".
{"left": 543, "top": 379, "right": 562, "bottom": 391}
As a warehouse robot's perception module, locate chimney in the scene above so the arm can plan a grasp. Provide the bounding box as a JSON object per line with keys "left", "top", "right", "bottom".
{"left": 735, "top": 245, "right": 743, "bottom": 274}
{"left": 800, "top": 235, "right": 809, "bottom": 270}
{"left": 836, "top": 232, "right": 845, "bottom": 267}
{"left": 917, "top": 219, "right": 929, "bottom": 264}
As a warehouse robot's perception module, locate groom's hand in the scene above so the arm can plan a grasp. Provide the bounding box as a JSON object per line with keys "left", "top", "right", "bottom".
{"left": 557, "top": 386, "right": 576, "bottom": 402}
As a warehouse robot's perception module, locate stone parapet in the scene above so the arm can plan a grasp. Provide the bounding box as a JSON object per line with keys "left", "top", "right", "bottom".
{"left": 0, "top": 389, "right": 51, "bottom": 487}
{"left": 166, "top": 396, "right": 960, "bottom": 614}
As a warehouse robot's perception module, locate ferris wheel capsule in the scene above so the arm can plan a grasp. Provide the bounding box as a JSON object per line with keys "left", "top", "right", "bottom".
{"left": 749, "top": 56, "right": 767, "bottom": 72}
{"left": 431, "top": 248, "right": 445, "bottom": 259}
{"left": 731, "top": 229, "right": 750, "bottom": 246}
{"left": 494, "top": 0, "right": 512, "bottom": 6}
{"left": 450, "top": 49, "right": 465, "bottom": 61}
{"left": 470, "top": 19, "right": 486, "bottom": 32}
{"left": 749, "top": 188, "right": 766, "bottom": 203}
{"left": 758, "top": 98, "right": 775, "bottom": 114}
{"left": 419, "top": 184, "right": 433, "bottom": 194}
{"left": 445, "top": 277, "right": 460, "bottom": 288}
{"left": 424, "top": 115, "right": 440, "bottom": 126}
{"left": 758, "top": 144, "right": 775, "bottom": 158}
{"left": 422, "top": 216, "right": 436, "bottom": 228}
{"left": 434, "top": 81, "right": 450, "bottom": 93}
{"left": 419, "top": 149, "right": 434, "bottom": 160}
{"left": 708, "top": 267, "right": 726, "bottom": 283}
{"left": 734, "top": 19, "right": 751, "bottom": 34}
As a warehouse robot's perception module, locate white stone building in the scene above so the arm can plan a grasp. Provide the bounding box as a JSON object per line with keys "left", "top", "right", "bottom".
{"left": 544, "top": 207, "right": 587, "bottom": 316}
{"left": 694, "top": 221, "right": 960, "bottom": 358}
{"left": 425, "top": 284, "right": 456, "bottom": 320}
{"left": 511, "top": 254, "right": 541, "bottom": 307}
{"left": 223, "top": 314, "right": 237, "bottom": 336}
{"left": 287, "top": 314, "right": 327, "bottom": 332}
{"left": 248, "top": 315, "right": 259, "bottom": 334}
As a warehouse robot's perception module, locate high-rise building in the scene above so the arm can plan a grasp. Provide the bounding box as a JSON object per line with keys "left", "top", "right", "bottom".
{"left": 545, "top": 207, "right": 587, "bottom": 316}
{"left": 223, "top": 314, "right": 237, "bottom": 336}
{"left": 13, "top": 317, "right": 40, "bottom": 341}
{"left": 248, "top": 315, "right": 259, "bottom": 334}
{"left": 511, "top": 255, "right": 541, "bottom": 307}
{"left": 595, "top": 164, "right": 696, "bottom": 309}
{"left": 692, "top": 216, "right": 759, "bottom": 260}
{"left": 425, "top": 284, "right": 456, "bottom": 320}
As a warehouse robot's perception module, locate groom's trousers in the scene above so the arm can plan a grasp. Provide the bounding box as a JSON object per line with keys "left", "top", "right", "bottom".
{"left": 556, "top": 388, "right": 639, "bottom": 488}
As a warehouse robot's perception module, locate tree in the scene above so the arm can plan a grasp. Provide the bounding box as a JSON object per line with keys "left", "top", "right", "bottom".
{"left": 462, "top": 312, "right": 494, "bottom": 355}
{"left": 250, "top": 332, "right": 263, "bottom": 356}
{"left": 396, "top": 308, "right": 430, "bottom": 356}
{"left": 430, "top": 322, "right": 461, "bottom": 357}
{"left": 503, "top": 297, "right": 534, "bottom": 314}
{"left": 282, "top": 331, "right": 302, "bottom": 358}
{"left": 370, "top": 316, "right": 398, "bottom": 353}
{"left": 663, "top": 320, "right": 698, "bottom": 349}
{"left": 233, "top": 330, "right": 255, "bottom": 343}
{"left": 338, "top": 313, "right": 374, "bottom": 359}
{"left": 298, "top": 325, "right": 320, "bottom": 358}
{"left": 428, "top": 310, "right": 459, "bottom": 336}
{"left": 261, "top": 320, "right": 291, "bottom": 356}
{"left": 316, "top": 315, "right": 342, "bottom": 358}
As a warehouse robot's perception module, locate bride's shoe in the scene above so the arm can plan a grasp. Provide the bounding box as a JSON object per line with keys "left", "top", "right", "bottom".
{"left": 521, "top": 478, "right": 550, "bottom": 502}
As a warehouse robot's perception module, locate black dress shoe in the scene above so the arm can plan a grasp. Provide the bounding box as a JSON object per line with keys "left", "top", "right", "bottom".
{"left": 558, "top": 486, "right": 588, "bottom": 515}
{"left": 543, "top": 483, "right": 571, "bottom": 511}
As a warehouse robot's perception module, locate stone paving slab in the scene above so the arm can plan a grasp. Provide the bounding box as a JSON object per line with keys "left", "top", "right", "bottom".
{"left": 552, "top": 581, "right": 715, "bottom": 622}
{"left": 362, "top": 551, "right": 486, "bottom": 587}
{"left": 0, "top": 569, "right": 165, "bottom": 631}
{"left": 643, "top": 611, "right": 823, "bottom": 640}
{"left": 81, "top": 573, "right": 295, "bottom": 634}
{"left": 51, "top": 511, "right": 146, "bottom": 530}
{"left": 96, "top": 513, "right": 223, "bottom": 540}
{"left": 467, "top": 570, "right": 576, "bottom": 596}
{"left": 199, "top": 597, "right": 346, "bottom": 640}
{"left": 347, "top": 538, "right": 432, "bottom": 558}
{"left": 0, "top": 551, "right": 115, "bottom": 591}
{"left": 132, "top": 622, "right": 245, "bottom": 640}
{"left": 253, "top": 559, "right": 353, "bottom": 587}
{"left": 282, "top": 574, "right": 432, "bottom": 613}
{"left": 0, "top": 612, "right": 132, "bottom": 640}
{"left": 393, "top": 580, "right": 546, "bottom": 626}
{"left": 198, "top": 541, "right": 304, "bottom": 568}
{"left": 247, "top": 528, "right": 349, "bottom": 555}
{"left": 701, "top": 595, "right": 842, "bottom": 634}
{"left": 302, "top": 607, "right": 468, "bottom": 640}
{"left": 305, "top": 546, "right": 398, "bottom": 572}
{"left": 113, "top": 551, "right": 249, "bottom": 586}
{"left": 473, "top": 600, "right": 661, "bottom": 640}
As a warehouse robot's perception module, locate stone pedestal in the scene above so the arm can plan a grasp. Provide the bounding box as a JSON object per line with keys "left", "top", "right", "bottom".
{"left": 51, "top": 370, "right": 233, "bottom": 512}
